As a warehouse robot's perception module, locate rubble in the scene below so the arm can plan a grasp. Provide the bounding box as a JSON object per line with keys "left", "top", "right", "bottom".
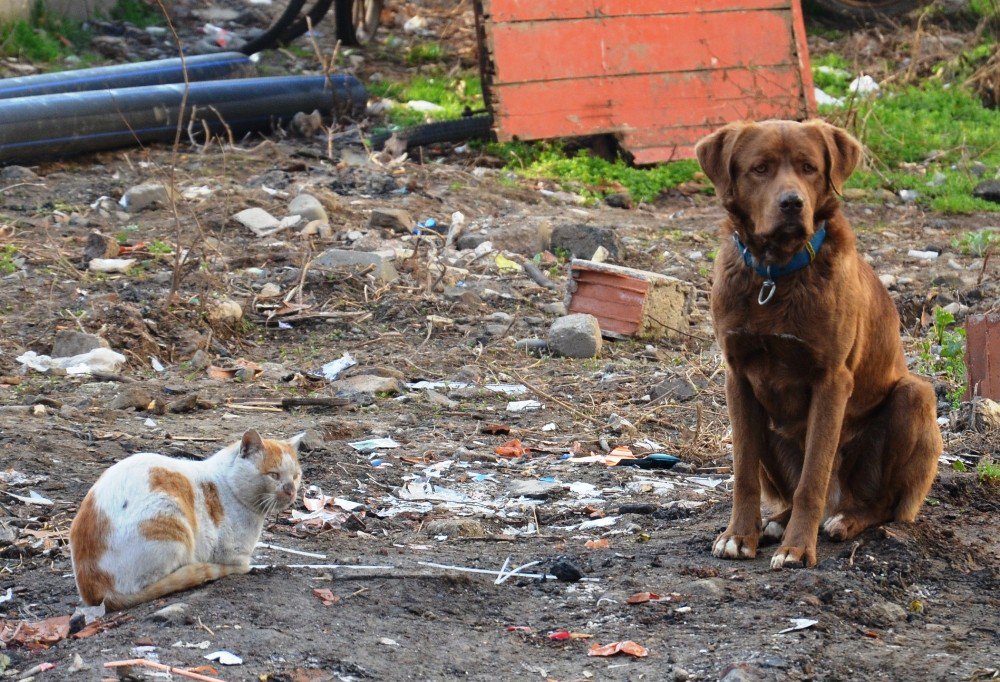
{"left": 548, "top": 313, "right": 603, "bottom": 358}
{"left": 288, "top": 193, "right": 328, "bottom": 223}
{"left": 310, "top": 248, "right": 399, "bottom": 283}
{"left": 120, "top": 182, "right": 174, "bottom": 212}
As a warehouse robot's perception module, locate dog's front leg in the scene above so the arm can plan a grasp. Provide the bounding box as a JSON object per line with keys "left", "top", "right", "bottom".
{"left": 714, "top": 373, "right": 768, "bottom": 559}
{"left": 771, "top": 368, "right": 853, "bottom": 569}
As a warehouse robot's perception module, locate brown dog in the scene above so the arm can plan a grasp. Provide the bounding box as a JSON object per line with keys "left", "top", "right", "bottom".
{"left": 695, "top": 119, "right": 942, "bottom": 569}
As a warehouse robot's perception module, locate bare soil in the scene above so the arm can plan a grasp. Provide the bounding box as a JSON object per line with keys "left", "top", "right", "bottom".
{"left": 1, "top": 3, "right": 998, "bottom": 681}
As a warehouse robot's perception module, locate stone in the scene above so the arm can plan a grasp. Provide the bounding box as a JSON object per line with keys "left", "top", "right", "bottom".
{"left": 671, "top": 666, "right": 690, "bottom": 682}
{"left": 507, "top": 479, "right": 560, "bottom": 499}
{"left": 425, "top": 390, "right": 457, "bottom": 409}
{"left": 455, "top": 233, "right": 489, "bottom": 250}
{"left": 550, "top": 224, "right": 624, "bottom": 260}
{"left": 329, "top": 374, "right": 403, "bottom": 399}
{"left": 972, "top": 180, "right": 1000, "bottom": 204}
{"left": 206, "top": 298, "right": 243, "bottom": 325}
{"left": 188, "top": 349, "right": 211, "bottom": 370}
{"left": 0, "top": 522, "right": 17, "bottom": 545}
{"left": 0, "top": 165, "right": 37, "bottom": 181}
{"left": 679, "top": 578, "right": 726, "bottom": 597}
{"left": 368, "top": 207, "right": 413, "bottom": 233}
{"left": 258, "top": 282, "right": 281, "bottom": 298}
{"left": 879, "top": 273, "right": 897, "bottom": 289}
{"left": 290, "top": 110, "right": 323, "bottom": 137}
{"left": 110, "top": 386, "right": 156, "bottom": 411}
{"left": 233, "top": 207, "right": 281, "bottom": 236}
{"left": 720, "top": 663, "right": 763, "bottom": 682}
{"left": 548, "top": 314, "right": 602, "bottom": 358}
{"left": 82, "top": 231, "right": 119, "bottom": 265}
{"left": 423, "top": 519, "right": 485, "bottom": 538}
{"left": 149, "top": 602, "right": 190, "bottom": 625}
{"left": 651, "top": 376, "right": 698, "bottom": 402}
{"left": 120, "top": 182, "right": 174, "bottom": 212}
{"left": 604, "top": 192, "right": 633, "bottom": 209}
{"left": 514, "top": 338, "right": 550, "bottom": 356}
{"left": 311, "top": 248, "right": 398, "bottom": 284}
{"left": 288, "top": 193, "right": 328, "bottom": 223}
{"left": 870, "top": 600, "right": 907, "bottom": 623}
{"left": 52, "top": 331, "right": 109, "bottom": 358}
{"left": 540, "top": 302, "right": 567, "bottom": 316}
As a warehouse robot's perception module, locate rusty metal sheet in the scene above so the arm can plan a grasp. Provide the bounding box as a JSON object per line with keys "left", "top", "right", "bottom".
{"left": 478, "top": 0, "right": 814, "bottom": 163}
{"left": 568, "top": 269, "right": 650, "bottom": 336}
{"left": 966, "top": 313, "right": 1000, "bottom": 400}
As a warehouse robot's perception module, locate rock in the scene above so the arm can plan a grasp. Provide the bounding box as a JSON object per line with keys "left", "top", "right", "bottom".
{"left": 720, "top": 663, "right": 764, "bottom": 682}
{"left": 514, "top": 338, "right": 550, "bottom": 356}
{"left": 206, "top": 298, "right": 243, "bottom": 325}
{"left": 110, "top": 386, "right": 156, "bottom": 411}
{"left": 879, "top": 273, "right": 897, "bottom": 289}
{"left": 507, "top": 479, "right": 560, "bottom": 499}
{"left": 671, "top": 666, "right": 690, "bottom": 681}
{"left": 550, "top": 224, "right": 623, "bottom": 260}
{"left": 120, "top": 182, "right": 174, "bottom": 212}
{"left": 258, "top": 282, "right": 281, "bottom": 298}
{"left": 604, "top": 192, "right": 633, "bottom": 209}
{"left": 549, "top": 558, "right": 584, "bottom": 582}
{"left": 651, "top": 376, "right": 698, "bottom": 402}
{"left": 290, "top": 110, "right": 323, "bottom": 137}
{"left": 680, "top": 578, "right": 726, "bottom": 597}
{"left": 0, "top": 165, "right": 37, "bottom": 181}
{"left": 423, "top": 519, "right": 485, "bottom": 538}
{"left": 0, "top": 523, "right": 17, "bottom": 545}
{"left": 82, "top": 231, "right": 120, "bottom": 265}
{"left": 540, "top": 302, "right": 567, "bottom": 316}
{"left": 233, "top": 207, "right": 281, "bottom": 236}
{"left": 329, "top": 374, "right": 403, "bottom": 399}
{"left": 548, "top": 314, "right": 602, "bottom": 358}
{"left": 455, "top": 233, "right": 489, "bottom": 250}
{"left": 149, "top": 602, "right": 190, "bottom": 625}
{"left": 368, "top": 207, "right": 413, "bottom": 233}
{"left": 52, "top": 331, "right": 109, "bottom": 358}
{"left": 425, "top": 389, "right": 457, "bottom": 409}
{"left": 870, "top": 600, "right": 907, "bottom": 623}
{"left": 188, "top": 349, "right": 211, "bottom": 370}
{"left": 972, "top": 180, "right": 1000, "bottom": 204}
{"left": 311, "top": 248, "right": 398, "bottom": 284}
{"left": 288, "top": 193, "right": 328, "bottom": 223}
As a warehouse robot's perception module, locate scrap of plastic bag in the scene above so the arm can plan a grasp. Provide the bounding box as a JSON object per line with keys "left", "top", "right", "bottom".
{"left": 17, "top": 348, "right": 126, "bottom": 375}
{"left": 548, "top": 631, "right": 592, "bottom": 641}
{"left": 587, "top": 640, "right": 649, "bottom": 657}
{"left": 495, "top": 439, "right": 528, "bottom": 458}
{"left": 625, "top": 592, "right": 661, "bottom": 604}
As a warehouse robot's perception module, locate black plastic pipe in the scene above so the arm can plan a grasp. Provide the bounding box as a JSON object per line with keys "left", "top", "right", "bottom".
{"left": 0, "top": 75, "right": 367, "bottom": 164}
{"left": 0, "top": 52, "right": 253, "bottom": 101}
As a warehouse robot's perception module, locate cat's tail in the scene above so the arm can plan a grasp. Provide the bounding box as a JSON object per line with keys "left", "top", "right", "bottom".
{"left": 103, "top": 562, "right": 246, "bottom": 611}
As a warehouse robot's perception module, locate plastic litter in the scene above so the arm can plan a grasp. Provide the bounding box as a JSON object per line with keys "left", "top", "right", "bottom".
{"left": 849, "top": 74, "right": 880, "bottom": 96}
{"left": 507, "top": 400, "right": 541, "bottom": 412}
{"left": 348, "top": 437, "right": 400, "bottom": 452}
{"left": 205, "top": 651, "right": 242, "bottom": 665}
{"left": 549, "top": 631, "right": 592, "bottom": 640}
{"left": 615, "top": 453, "right": 681, "bottom": 470}
{"left": 779, "top": 618, "right": 818, "bottom": 634}
{"left": 320, "top": 352, "right": 357, "bottom": 381}
{"left": 588, "top": 640, "right": 649, "bottom": 657}
{"left": 17, "top": 348, "right": 126, "bottom": 375}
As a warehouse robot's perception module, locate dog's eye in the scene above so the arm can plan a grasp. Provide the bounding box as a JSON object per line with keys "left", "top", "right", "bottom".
{"left": 802, "top": 162, "right": 817, "bottom": 173}
{"left": 751, "top": 163, "right": 768, "bottom": 175}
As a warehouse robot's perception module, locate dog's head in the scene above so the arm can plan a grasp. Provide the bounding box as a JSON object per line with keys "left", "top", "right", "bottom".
{"left": 695, "top": 119, "right": 862, "bottom": 266}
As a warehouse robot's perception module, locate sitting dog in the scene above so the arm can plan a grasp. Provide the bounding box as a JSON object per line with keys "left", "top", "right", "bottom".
{"left": 695, "top": 119, "right": 942, "bottom": 569}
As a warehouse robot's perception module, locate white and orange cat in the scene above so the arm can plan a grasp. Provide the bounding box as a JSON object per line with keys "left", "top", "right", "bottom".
{"left": 69, "top": 429, "right": 302, "bottom": 610}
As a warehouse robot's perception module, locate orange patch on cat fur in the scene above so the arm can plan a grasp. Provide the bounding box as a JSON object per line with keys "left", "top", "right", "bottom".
{"left": 259, "top": 439, "right": 297, "bottom": 474}
{"left": 140, "top": 515, "right": 194, "bottom": 548}
{"left": 201, "top": 482, "right": 224, "bottom": 526}
{"left": 149, "top": 467, "right": 198, "bottom": 533}
{"left": 69, "top": 491, "right": 117, "bottom": 605}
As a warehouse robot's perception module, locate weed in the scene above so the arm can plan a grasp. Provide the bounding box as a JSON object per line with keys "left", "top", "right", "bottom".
{"left": 0, "top": 1, "right": 91, "bottom": 61}
{"left": 843, "top": 83, "right": 1000, "bottom": 214}
{"left": 978, "top": 456, "right": 1000, "bottom": 485}
{"left": 952, "top": 459, "right": 967, "bottom": 472}
{"left": 952, "top": 229, "right": 998, "bottom": 257}
{"left": 369, "top": 74, "right": 483, "bottom": 128}
{"left": 0, "top": 245, "right": 19, "bottom": 274}
{"left": 405, "top": 41, "right": 444, "bottom": 65}
{"left": 147, "top": 240, "right": 173, "bottom": 255}
{"left": 811, "top": 53, "right": 852, "bottom": 99}
{"left": 916, "top": 306, "right": 966, "bottom": 407}
{"left": 107, "top": 0, "right": 161, "bottom": 28}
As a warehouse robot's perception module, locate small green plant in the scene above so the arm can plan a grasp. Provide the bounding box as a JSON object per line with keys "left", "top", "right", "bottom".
{"left": 107, "top": 0, "right": 161, "bottom": 28}
{"left": 0, "top": 245, "right": 19, "bottom": 274}
{"left": 977, "top": 456, "right": 1000, "bottom": 484}
{"left": 952, "top": 229, "right": 999, "bottom": 257}
{"left": 0, "top": 1, "right": 92, "bottom": 61}
{"left": 916, "top": 306, "right": 966, "bottom": 408}
{"left": 405, "top": 41, "right": 444, "bottom": 65}
{"left": 369, "top": 74, "right": 483, "bottom": 128}
{"left": 147, "top": 240, "right": 173, "bottom": 255}
{"left": 952, "top": 459, "right": 967, "bottom": 473}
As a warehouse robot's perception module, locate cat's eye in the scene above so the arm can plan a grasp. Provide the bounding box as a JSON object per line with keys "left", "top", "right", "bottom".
{"left": 267, "top": 472, "right": 280, "bottom": 480}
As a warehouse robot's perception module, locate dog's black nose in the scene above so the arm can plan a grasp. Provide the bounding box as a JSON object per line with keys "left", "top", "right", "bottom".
{"left": 778, "top": 191, "right": 804, "bottom": 213}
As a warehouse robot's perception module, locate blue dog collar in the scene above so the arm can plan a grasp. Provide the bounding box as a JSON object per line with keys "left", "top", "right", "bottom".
{"left": 733, "top": 222, "right": 827, "bottom": 305}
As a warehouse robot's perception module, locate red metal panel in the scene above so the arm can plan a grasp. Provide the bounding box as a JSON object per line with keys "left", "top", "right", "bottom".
{"left": 490, "top": 12, "right": 795, "bottom": 84}
{"left": 568, "top": 270, "right": 650, "bottom": 336}
{"left": 966, "top": 313, "right": 1000, "bottom": 400}
{"left": 487, "top": 0, "right": 791, "bottom": 23}
{"left": 492, "top": 68, "right": 804, "bottom": 141}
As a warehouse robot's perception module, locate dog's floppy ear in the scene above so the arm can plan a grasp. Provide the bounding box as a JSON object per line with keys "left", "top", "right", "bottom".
{"left": 695, "top": 121, "right": 748, "bottom": 198}
{"left": 808, "top": 120, "right": 862, "bottom": 193}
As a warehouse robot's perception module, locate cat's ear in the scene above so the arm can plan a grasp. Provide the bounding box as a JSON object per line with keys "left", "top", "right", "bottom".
{"left": 240, "top": 429, "right": 265, "bottom": 459}
{"left": 288, "top": 432, "right": 307, "bottom": 453}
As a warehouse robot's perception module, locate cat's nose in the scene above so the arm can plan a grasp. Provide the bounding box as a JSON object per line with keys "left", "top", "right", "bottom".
{"left": 282, "top": 483, "right": 295, "bottom": 497}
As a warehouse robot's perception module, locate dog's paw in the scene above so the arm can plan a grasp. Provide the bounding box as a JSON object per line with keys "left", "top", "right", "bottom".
{"left": 761, "top": 520, "right": 786, "bottom": 545}
{"left": 770, "top": 544, "right": 816, "bottom": 570}
{"left": 712, "top": 531, "right": 758, "bottom": 560}
{"left": 822, "top": 513, "right": 868, "bottom": 541}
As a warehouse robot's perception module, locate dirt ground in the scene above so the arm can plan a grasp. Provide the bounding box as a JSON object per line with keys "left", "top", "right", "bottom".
{"left": 1, "top": 2, "right": 999, "bottom": 681}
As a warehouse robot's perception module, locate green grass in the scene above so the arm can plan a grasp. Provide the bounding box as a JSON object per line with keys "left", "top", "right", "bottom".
{"left": 107, "top": 0, "right": 162, "bottom": 28}
{"left": 369, "top": 74, "right": 484, "bottom": 128}
{"left": 839, "top": 83, "right": 1000, "bottom": 214}
{"left": 405, "top": 41, "right": 444, "bottom": 65}
{"left": 0, "top": 245, "right": 18, "bottom": 275}
{"left": 487, "top": 141, "right": 701, "bottom": 203}
{"left": 978, "top": 456, "right": 1000, "bottom": 485}
{"left": 811, "top": 53, "right": 852, "bottom": 99}
{"left": 915, "top": 306, "right": 967, "bottom": 408}
{"left": 0, "top": 1, "right": 93, "bottom": 61}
